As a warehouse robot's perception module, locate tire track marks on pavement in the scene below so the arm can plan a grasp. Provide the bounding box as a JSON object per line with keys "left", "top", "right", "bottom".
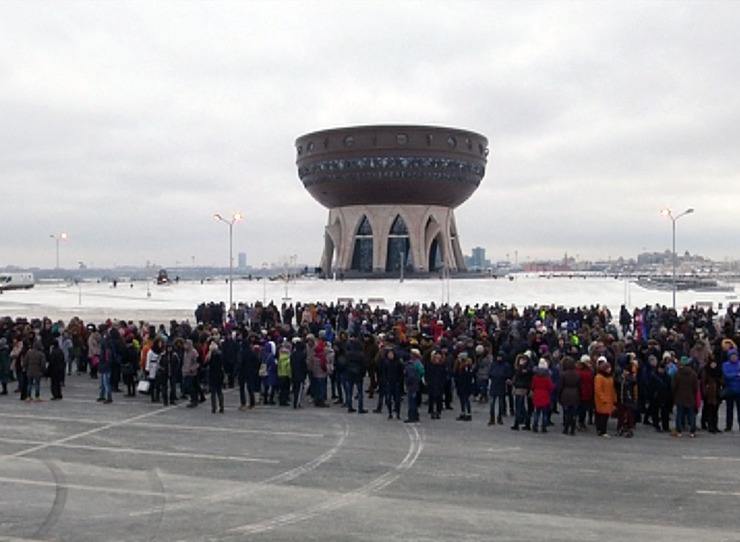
{"left": 220, "top": 423, "right": 425, "bottom": 538}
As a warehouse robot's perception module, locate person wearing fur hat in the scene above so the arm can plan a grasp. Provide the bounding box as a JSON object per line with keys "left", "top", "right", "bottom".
{"left": 722, "top": 347, "right": 740, "bottom": 431}
{"left": 530, "top": 359, "right": 554, "bottom": 433}
{"left": 671, "top": 356, "right": 698, "bottom": 437}
{"left": 594, "top": 360, "right": 616, "bottom": 438}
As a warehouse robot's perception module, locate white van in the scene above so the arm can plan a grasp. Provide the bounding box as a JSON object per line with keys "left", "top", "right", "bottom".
{"left": 0, "top": 272, "right": 35, "bottom": 292}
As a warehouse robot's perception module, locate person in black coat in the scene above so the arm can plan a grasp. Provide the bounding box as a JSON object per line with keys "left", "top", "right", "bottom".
{"left": 204, "top": 340, "right": 225, "bottom": 413}
{"left": 121, "top": 336, "right": 139, "bottom": 397}
{"left": 344, "top": 337, "right": 368, "bottom": 413}
{"left": 648, "top": 358, "right": 672, "bottom": 432}
{"left": 426, "top": 349, "right": 447, "bottom": 419}
{"left": 290, "top": 339, "right": 308, "bottom": 409}
{"left": 48, "top": 342, "right": 66, "bottom": 400}
{"left": 380, "top": 347, "right": 403, "bottom": 419}
{"left": 488, "top": 351, "right": 512, "bottom": 425}
{"left": 237, "top": 335, "right": 259, "bottom": 410}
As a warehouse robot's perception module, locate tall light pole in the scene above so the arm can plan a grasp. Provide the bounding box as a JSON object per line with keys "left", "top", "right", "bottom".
{"left": 661, "top": 207, "right": 694, "bottom": 310}
{"left": 214, "top": 212, "right": 242, "bottom": 311}
{"left": 50, "top": 232, "right": 67, "bottom": 269}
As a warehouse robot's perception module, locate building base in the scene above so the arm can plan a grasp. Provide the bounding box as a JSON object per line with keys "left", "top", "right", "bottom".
{"left": 319, "top": 204, "right": 467, "bottom": 276}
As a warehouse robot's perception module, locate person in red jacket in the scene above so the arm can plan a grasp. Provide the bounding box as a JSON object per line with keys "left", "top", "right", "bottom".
{"left": 531, "top": 359, "right": 554, "bottom": 433}
{"left": 576, "top": 355, "right": 595, "bottom": 431}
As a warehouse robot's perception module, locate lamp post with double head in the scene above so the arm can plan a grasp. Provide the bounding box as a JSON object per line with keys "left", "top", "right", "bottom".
{"left": 660, "top": 207, "right": 694, "bottom": 311}
{"left": 214, "top": 212, "right": 242, "bottom": 312}
{"left": 50, "top": 232, "right": 68, "bottom": 270}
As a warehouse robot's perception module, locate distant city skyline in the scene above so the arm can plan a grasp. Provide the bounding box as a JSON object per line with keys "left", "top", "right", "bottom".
{"left": 2, "top": 1, "right": 739, "bottom": 269}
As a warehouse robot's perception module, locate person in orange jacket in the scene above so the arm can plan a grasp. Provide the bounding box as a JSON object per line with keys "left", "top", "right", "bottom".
{"left": 594, "top": 357, "right": 616, "bottom": 438}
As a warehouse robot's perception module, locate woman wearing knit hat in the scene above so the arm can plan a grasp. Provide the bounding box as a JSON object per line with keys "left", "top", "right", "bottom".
{"left": 594, "top": 360, "right": 616, "bottom": 438}
{"left": 530, "top": 359, "right": 554, "bottom": 433}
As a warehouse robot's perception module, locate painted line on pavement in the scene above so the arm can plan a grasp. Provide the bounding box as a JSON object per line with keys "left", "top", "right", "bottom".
{"left": 683, "top": 455, "right": 740, "bottom": 462}
{"left": 696, "top": 490, "right": 740, "bottom": 497}
{"left": 8, "top": 405, "right": 176, "bottom": 458}
{"left": 0, "top": 437, "right": 277, "bottom": 464}
{"left": 0, "top": 475, "right": 191, "bottom": 499}
{"left": 1, "top": 412, "right": 324, "bottom": 439}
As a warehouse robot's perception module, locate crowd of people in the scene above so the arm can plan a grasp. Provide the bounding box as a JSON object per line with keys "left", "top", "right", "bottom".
{"left": 2, "top": 299, "right": 740, "bottom": 439}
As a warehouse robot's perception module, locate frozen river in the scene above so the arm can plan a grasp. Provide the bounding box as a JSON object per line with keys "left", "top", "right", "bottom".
{"left": 1, "top": 274, "right": 738, "bottom": 323}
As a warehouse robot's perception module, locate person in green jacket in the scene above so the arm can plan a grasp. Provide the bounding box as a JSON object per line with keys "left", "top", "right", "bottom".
{"left": 277, "top": 341, "right": 292, "bottom": 406}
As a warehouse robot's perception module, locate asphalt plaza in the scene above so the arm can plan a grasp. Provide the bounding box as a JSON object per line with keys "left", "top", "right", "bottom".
{"left": 1, "top": 376, "right": 740, "bottom": 542}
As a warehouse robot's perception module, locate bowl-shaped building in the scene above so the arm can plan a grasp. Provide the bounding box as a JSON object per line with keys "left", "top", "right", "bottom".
{"left": 296, "top": 125, "right": 488, "bottom": 276}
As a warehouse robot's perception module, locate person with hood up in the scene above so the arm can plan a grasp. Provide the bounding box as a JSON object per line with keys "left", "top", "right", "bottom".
{"left": 261, "top": 340, "right": 278, "bottom": 405}
{"left": 722, "top": 347, "right": 740, "bottom": 431}
{"left": 531, "top": 359, "right": 554, "bottom": 433}
{"left": 488, "top": 350, "right": 511, "bottom": 426}
{"left": 558, "top": 356, "right": 581, "bottom": 436}
{"left": 277, "top": 340, "right": 292, "bottom": 406}
{"left": 700, "top": 356, "right": 724, "bottom": 434}
{"left": 671, "top": 356, "right": 699, "bottom": 438}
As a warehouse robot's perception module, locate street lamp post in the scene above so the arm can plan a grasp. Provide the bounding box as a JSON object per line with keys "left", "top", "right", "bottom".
{"left": 661, "top": 207, "right": 694, "bottom": 310}
{"left": 214, "top": 212, "right": 242, "bottom": 312}
{"left": 50, "top": 232, "right": 68, "bottom": 270}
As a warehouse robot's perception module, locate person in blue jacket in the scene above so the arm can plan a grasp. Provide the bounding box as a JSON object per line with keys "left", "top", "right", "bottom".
{"left": 722, "top": 348, "right": 740, "bottom": 431}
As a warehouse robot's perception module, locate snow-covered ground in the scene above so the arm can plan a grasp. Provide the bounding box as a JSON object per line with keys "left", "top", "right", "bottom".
{"left": 0, "top": 275, "right": 737, "bottom": 324}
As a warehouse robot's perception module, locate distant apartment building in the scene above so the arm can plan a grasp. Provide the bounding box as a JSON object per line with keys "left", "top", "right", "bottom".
{"left": 237, "top": 252, "right": 247, "bottom": 269}
{"left": 465, "top": 246, "right": 490, "bottom": 270}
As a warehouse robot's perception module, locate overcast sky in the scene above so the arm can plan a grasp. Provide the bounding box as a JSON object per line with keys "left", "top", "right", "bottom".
{"left": 2, "top": 0, "right": 739, "bottom": 270}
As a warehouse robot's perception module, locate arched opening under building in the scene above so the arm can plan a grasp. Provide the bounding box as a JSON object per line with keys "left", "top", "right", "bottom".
{"left": 350, "top": 215, "right": 373, "bottom": 272}
{"left": 386, "top": 214, "right": 411, "bottom": 272}
{"left": 428, "top": 236, "right": 443, "bottom": 271}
